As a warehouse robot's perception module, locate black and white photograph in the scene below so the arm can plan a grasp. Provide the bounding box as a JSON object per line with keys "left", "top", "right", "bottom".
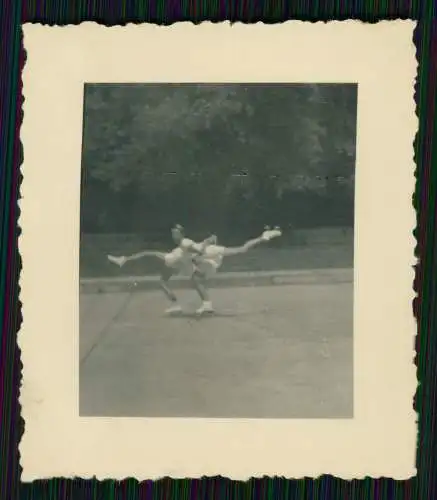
{"left": 20, "top": 22, "right": 417, "bottom": 480}
{"left": 79, "top": 83, "right": 357, "bottom": 419}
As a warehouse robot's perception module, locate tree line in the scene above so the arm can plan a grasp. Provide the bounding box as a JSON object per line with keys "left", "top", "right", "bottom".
{"left": 80, "top": 83, "right": 357, "bottom": 241}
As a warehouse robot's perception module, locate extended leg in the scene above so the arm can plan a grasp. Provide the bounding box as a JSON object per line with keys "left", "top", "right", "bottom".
{"left": 222, "top": 236, "right": 264, "bottom": 257}
{"left": 108, "top": 250, "right": 167, "bottom": 267}
{"left": 221, "top": 228, "right": 282, "bottom": 257}
{"left": 127, "top": 250, "right": 167, "bottom": 262}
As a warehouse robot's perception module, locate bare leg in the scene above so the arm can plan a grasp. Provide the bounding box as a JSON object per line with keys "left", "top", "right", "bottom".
{"left": 160, "top": 267, "right": 182, "bottom": 313}
{"left": 191, "top": 270, "right": 210, "bottom": 302}
{"left": 191, "top": 269, "right": 214, "bottom": 314}
{"left": 125, "top": 250, "right": 167, "bottom": 263}
{"left": 160, "top": 277, "right": 178, "bottom": 303}
{"left": 222, "top": 236, "right": 265, "bottom": 257}
{"left": 108, "top": 250, "right": 167, "bottom": 267}
{"left": 108, "top": 248, "right": 181, "bottom": 313}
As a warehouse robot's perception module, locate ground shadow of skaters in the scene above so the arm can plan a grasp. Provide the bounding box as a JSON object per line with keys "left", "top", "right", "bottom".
{"left": 165, "top": 310, "right": 242, "bottom": 320}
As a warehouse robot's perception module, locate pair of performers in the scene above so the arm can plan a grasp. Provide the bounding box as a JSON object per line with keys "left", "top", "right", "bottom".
{"left": 108, "top": 224, "right": 282, "bottom": 315}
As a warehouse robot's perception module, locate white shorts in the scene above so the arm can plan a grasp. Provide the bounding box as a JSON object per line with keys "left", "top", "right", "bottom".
{"left": 195, "top": 258, "right": 221, "bottom": 278}
{"left": 164, "top": 254, "right": 195, "bottom": 277}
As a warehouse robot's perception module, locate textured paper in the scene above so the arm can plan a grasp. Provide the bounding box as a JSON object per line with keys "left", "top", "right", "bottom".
{"left": 20, "top": 21, "right": 417, "bottom": 480}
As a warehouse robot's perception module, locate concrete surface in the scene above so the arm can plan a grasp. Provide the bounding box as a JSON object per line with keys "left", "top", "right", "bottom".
{"left": 80, "top": 267, "right": 353, "bottom": 294}
{"left": 79, "top": 280, "right": 353, "bottom": 419}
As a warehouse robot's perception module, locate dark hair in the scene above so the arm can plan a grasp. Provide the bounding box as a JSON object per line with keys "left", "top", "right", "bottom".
{"left": 172, "top": 224, "right": 184, "bottom": 235}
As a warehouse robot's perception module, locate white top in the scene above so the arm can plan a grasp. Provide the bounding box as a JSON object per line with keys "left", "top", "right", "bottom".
{"left": 164, "top": 238, "right": 199, "bottom": 270}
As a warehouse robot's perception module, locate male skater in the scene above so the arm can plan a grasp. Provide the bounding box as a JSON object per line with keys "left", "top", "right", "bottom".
{"left": 108, "top": 224, "right": 213, "bottom": 314}
{"left": 108, "top": 225, "right": 282, "bottom": 315}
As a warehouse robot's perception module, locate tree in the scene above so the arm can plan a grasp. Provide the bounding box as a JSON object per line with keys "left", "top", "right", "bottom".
{"left": 80, "top": 83, "right": 357, "bottom": 234}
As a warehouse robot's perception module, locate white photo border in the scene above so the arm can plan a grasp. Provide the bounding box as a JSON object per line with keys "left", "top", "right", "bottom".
{"left": 19, "top": 21, "right": 417, "bottom": 481}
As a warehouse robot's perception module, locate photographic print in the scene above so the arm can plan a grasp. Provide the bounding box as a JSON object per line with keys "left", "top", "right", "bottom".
{"left": 20, "top": 22, "right": 416, "bottom": 480}
{"left": 79, "top": 83, "right": 357, "bottom": 419}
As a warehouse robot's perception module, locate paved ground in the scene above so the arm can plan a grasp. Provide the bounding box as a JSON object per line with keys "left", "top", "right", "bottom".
{"left": 80, "top": 268, "right": 353, "bottom": 294}
{"left": 79, "top": 282, "right": 353, "bottom": 418}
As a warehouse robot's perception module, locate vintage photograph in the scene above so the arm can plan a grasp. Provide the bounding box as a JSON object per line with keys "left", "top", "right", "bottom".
{"left": 20, "top": 22, "right": 416, "bottom": 480}
{"left": 79, "top": 83, "right": 357, "bottom": 418}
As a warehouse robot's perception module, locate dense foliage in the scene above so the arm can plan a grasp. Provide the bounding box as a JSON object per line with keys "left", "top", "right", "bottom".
{"left": 80, "top": 83, "right": 357, "bottom": 240}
